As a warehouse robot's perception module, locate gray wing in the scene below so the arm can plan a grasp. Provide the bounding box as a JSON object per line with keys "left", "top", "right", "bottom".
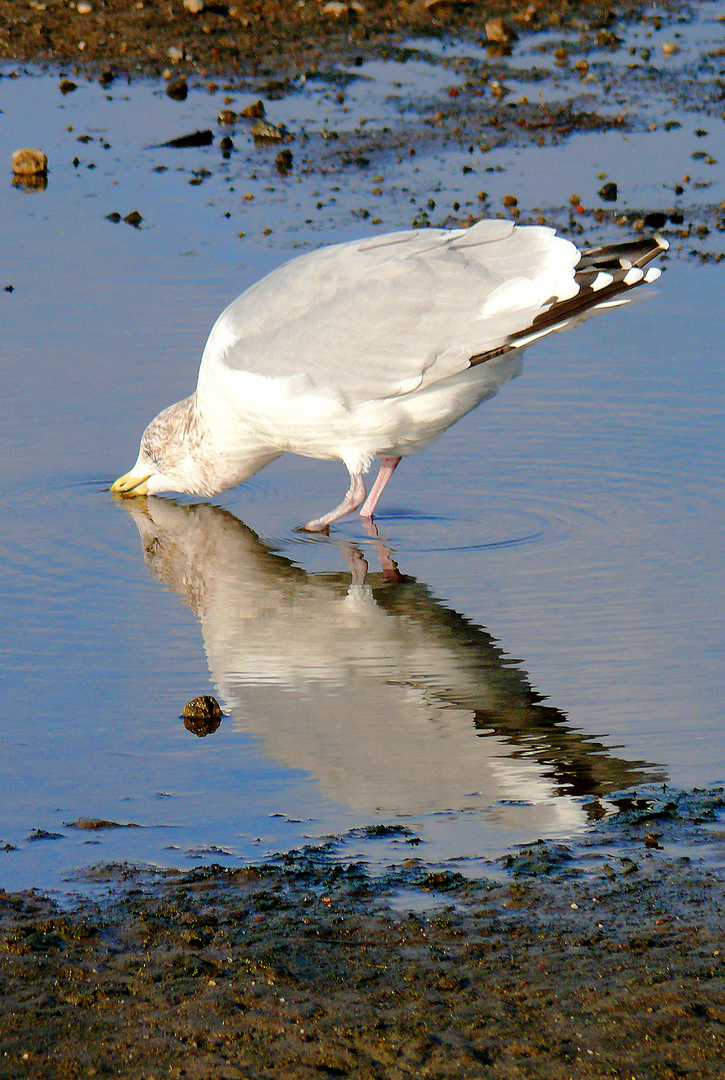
{"left": 200, "top": 220, "right": 580, "bottom": 404}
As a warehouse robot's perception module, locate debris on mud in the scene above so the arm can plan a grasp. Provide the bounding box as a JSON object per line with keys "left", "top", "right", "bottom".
{"left": 63, "top": 818, "right": 144, "bottom": 831}
{"left": 0, "top": 0, "right": 666, "bottom": 78}
{"left": 155, "top": 129, "right": 214, "bottom": 149}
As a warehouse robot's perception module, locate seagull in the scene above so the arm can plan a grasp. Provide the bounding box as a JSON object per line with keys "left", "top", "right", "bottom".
{"left": 111, "top": 219, "right": 666, "bottom": 530}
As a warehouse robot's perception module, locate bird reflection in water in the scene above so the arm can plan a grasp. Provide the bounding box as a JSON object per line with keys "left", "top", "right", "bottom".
{"left": 119, "top": 498, "right": 662, "bottom": 835}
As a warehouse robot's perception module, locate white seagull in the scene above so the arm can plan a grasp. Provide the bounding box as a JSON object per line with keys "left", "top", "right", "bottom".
{"left": 112, "top": 219, "right": 666, "bottom": 530}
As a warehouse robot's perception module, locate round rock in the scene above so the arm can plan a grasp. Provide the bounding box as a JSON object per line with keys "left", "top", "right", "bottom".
{"left": 182, "top": 695, "right": 222, "bottom": 737}
{"left": 12, "top": 148, "right": 48, "bottom": 177}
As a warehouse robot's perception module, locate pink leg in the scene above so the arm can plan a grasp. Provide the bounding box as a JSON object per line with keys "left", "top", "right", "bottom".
{"left": 343, "top": 545, "right": 369, "bottom": 586}
{"left": 359, "top": 457, "right": 401, "bottom": 520}
{"left": 362, "top": 519, "right": 403, "bottom": 582}
{"left": 302, "top": 471, "right": 367, "bottom": 532}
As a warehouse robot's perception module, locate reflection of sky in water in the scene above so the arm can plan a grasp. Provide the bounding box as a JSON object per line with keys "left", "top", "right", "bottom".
{"left": 1, "top": 5, "right": 724, "bottom": 892}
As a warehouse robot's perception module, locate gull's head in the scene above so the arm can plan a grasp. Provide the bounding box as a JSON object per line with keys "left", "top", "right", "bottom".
{"left": 111, "top": 397, "right": 206, "bottom": 498}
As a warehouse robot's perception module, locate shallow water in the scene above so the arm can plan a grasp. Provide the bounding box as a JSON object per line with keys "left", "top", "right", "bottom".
{"left": 2, "top": 4, "right": 725, "bottom": 893}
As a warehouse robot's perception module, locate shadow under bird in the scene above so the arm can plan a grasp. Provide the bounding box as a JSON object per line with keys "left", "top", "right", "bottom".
{"left": 111, "top": 219, "right": 666, "bottom": 530}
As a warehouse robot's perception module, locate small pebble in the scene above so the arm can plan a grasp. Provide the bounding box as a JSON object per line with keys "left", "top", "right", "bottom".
{"left": 12, "top": 147, "right": 47, "bottom": 176}
{"left": 485, "top": 16, "right": 517, "bottom": 43}
{"left": 598, "top": 181, "right": 618, "bottom": 202}
{"left": 240, "top": 100, "right": 265, "bottom": 119}
{"left": 166, "top": 77, "right": 188, "bottom": 101}
{"left": 183, "top": 695, "right": 221, "bottom": 719}
{"left": 251, "top": 119, "right": 283, "bottom": 140}
{"left": 276, "top": 148, "right": 293, "bottom": 175}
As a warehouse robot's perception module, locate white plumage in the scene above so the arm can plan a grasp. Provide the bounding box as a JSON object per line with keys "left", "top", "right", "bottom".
{"left": 112, "top": 219, "right": 666, "bottom": 529}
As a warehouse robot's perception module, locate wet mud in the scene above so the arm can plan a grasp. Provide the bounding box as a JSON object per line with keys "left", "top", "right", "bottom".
{"left": 0, "top": 0, "right": 668, "bottom": 78}
{"left": 2, "top": 789, "right": 725, "bottom": 1079}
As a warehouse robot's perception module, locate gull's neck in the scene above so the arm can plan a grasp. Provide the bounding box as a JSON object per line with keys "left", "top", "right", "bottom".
{"left": 157, "top": 392, "right": 281, "bottom": 495}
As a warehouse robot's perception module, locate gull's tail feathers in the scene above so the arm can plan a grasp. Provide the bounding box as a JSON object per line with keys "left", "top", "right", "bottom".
{"left": 470, "top": 234, "right": 668, "bottom": 367}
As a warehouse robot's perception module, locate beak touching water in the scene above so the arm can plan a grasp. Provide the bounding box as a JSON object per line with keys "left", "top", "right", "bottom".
{"left": 110, "top": 471, "right": 152, "bottom": 497}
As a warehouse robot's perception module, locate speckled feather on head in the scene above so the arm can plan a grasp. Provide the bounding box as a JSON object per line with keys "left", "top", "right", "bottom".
{"left": 112, "top": 219, "right": 666, "bottom": 530}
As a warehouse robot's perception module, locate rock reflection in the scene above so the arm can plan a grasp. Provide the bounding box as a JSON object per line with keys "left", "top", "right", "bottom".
{"left": 121, "top": 498, "right": 662, "bottom": 826}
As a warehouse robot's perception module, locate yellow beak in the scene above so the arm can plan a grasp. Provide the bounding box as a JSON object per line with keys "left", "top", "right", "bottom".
{"left": 110, "top": 472, "right": 152, "bottom": 497}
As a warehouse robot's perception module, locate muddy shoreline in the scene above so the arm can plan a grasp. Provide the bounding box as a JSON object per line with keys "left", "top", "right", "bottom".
{"left": 2, "top": 788, "right": 725, "bottom": 1078}
{"left": 0, "top": 0, "right": 674, "bottom": 79}
{"left": 6, "top": 0, "right": 722, "bottom": 262}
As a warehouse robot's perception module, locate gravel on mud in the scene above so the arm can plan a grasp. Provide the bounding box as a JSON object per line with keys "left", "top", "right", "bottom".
{"left": 0, "top": 0, "right": 651, "bottom": 78}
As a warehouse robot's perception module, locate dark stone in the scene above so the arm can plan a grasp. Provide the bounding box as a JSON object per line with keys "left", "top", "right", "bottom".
{"left": 27, "top": 829, "right": 64, "bottom": 842}
{"left": 182, "top": 695, "right": 222, "bottom": 737}
{"left": 598, "top": 181, "right": 618, "bottom": 201}
{"left": 275, "top": 148, "right": 293, "bottom": 175}
{"left": 166, "top": 77, "right": 188, "bottom": 100}
{"left": 159, "top": 129, "right": 214, "bottom": 149}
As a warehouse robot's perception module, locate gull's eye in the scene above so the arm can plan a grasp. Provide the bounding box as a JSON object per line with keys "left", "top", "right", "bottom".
{"left": 142, "top": 442, "right": 161, "bottom": 468}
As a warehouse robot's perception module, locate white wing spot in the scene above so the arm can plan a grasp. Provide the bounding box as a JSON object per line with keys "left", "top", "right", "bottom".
{"left": 592, "top": 271, "right": 614, "bottom": 291}
{"left": 624, "top": 267, "right": 644, "bottom": 285}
